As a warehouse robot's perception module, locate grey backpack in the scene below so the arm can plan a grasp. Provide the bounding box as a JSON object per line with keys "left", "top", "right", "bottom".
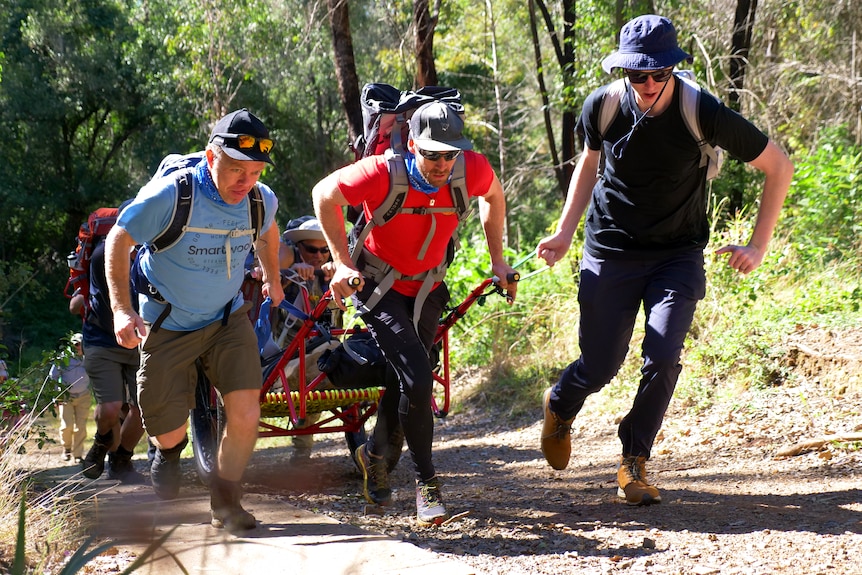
{"left": 597, "top": 70, "right": 724, "bottom": 181}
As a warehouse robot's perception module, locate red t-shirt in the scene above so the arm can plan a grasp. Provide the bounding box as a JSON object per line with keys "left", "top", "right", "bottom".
{"left": 338, "top": 151, "right": 494, "bottom": 296}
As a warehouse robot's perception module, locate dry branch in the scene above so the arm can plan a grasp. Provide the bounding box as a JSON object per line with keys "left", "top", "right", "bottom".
{"left": 775, "top": 433, "right": 862, "bottom": 457}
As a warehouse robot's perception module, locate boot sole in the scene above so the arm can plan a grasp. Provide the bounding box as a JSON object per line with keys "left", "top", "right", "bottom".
{"left": 617, "top": 486, "right": 662, "bottom": 506}
{"left": 416, "top": 513, "right": 449, "bottom": 527}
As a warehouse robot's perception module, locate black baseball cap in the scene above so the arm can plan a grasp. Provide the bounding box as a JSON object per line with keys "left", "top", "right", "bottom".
{"left": 208, "top": 108, "right": 274, "bottom": 165}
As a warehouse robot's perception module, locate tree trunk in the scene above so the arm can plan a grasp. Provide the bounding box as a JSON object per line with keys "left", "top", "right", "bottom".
{"left": 559, "top": 0, "right": 576, "bottom": 190}
{"left": 728, "top": 0, "right": 758, "bottom": 215}
{"left": 532, "top": 0, "right": 577, "bottom": 199}
{"left": 730, "top": 0, "right": 757, "bottom": 112}
{"left": 414, "top": 0, "right": 439, "bottom": 87}
{"left": 327, "top": 0, "right": 363, "bottom": 146}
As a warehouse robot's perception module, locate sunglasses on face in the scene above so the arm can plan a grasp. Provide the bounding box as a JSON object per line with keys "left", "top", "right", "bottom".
{"left": 624, "top": 67, "right": 674, "bottom": 84}
{"left": 213, "top": 133, "right": 275, "bottom": 154}
{"left": 299, "top": 242, "right": 330, "bottom": 255}
{"left": 416, "top": 148, "right": 461, "bottom": 162}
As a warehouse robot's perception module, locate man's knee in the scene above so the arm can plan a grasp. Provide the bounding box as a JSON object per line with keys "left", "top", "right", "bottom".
{"left": 95, "top": 401, "right": 124, "bottom": 424}
{"left": 223, "top": 389, "right": 261, "bottom": 431}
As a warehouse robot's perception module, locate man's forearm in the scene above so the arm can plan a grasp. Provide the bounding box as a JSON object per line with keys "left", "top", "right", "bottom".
{"left": 105, "top": 228, "right": 136, "bottom": 314}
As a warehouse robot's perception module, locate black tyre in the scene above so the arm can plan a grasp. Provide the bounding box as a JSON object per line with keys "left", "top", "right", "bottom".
{"left": 190, "top": 368, "right": 225, "bottom": 486}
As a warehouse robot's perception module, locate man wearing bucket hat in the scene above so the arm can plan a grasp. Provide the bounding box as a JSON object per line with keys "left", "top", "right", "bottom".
{"left": 536, "top": 15, "right": 793, "bottom": 505}
{"left": 105, "top": 109, "right": 284, "bottom": 531}
{"left": 312, "top": 100, "right": 517, "bottom": 526}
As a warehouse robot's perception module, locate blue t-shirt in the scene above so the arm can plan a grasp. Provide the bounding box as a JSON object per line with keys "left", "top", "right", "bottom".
{"left": 119, "top": 161, "right": 278, "bottom": 331}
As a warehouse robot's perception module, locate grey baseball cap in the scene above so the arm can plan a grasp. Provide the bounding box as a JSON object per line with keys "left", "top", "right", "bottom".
{"left": 409, "top": 102, "right": 473, "bottom": 152}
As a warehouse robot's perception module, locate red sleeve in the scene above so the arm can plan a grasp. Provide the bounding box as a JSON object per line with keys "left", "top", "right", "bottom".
{"left": 463, "top": 151, "right": 494, "bottom": 198}
{"left": 337, "top": 156, "right": 390, "bottom": 213}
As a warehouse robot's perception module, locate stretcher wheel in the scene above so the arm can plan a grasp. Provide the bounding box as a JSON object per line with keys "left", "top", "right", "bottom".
{"left": 190, "top": 368, "right": 224, "bottom": 486}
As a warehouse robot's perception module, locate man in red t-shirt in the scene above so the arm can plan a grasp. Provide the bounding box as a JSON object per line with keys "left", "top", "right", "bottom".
{"left": 313, "top": 101, "right": 517, "bottom": 526}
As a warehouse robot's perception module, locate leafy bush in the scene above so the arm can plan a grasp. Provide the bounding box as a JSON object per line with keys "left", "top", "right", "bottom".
{"left": 782, "top": 126, "right": 862, "bottom": 262}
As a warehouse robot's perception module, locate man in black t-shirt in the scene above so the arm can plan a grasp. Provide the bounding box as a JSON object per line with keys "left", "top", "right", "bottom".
{"left": 79, "top": 226, "right": 146, "bottom": 483}
{"left": 536, "top": 14, "right": 794, "bottom": 506}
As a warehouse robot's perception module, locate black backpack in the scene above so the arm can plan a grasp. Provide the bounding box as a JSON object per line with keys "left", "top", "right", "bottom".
{"left": 316, "top": 331, "right": 397, "bottom": 389}
{"left": 130, "top": 152, "right": 264, "bottom": 331}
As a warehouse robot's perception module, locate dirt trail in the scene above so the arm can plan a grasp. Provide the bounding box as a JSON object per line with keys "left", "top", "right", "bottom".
{"left": 27, "top": 327, "right": 862, "bottom": 574}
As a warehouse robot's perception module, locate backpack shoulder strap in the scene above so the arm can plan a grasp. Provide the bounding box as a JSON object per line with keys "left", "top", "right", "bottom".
{"left": 448, "top": 154, "right": 468, "bottom": 221}
{"left": 598, "top": 79, "right": 627, "bottom": 140}
{"left": 372, "top": 149, "right": 410, "bottom": 225}
{"left": 675, "top": 72, "right": 717, "bottom": 170}
{"left": 247, "top": 184, "right": 263, "bottom": 244}
{"left": 150, "top": 169, "right": 194, "bottom": 252}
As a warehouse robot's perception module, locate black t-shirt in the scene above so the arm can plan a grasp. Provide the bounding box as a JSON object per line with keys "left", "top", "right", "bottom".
{"left": 580, "top": 77, "right": 769, "bottom": 258}
{"left": 82, "top": 239, "right": 136, "bottom": 348}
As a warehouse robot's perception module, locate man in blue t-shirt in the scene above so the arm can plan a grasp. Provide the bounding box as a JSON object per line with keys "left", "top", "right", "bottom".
{"left": 105, "top": 109, "right": 284, "bottom": 532}
{"left": 536, "top": 15, "right": 794, "bottom": 506}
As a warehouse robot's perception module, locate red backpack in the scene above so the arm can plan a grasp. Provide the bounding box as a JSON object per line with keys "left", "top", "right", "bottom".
{"left": 64, "top": 207, "right": 119, "bottom": 316}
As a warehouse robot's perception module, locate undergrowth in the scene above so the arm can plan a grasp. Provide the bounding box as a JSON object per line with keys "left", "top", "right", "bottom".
{"left": 448, "top": 217, "right": 862, "bottom": 423}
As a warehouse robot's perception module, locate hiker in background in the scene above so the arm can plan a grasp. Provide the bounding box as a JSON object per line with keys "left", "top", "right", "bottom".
{"left": 279, "top": 216, "right": 341, "bottom": 462}
{"left": 105, "top": 109, "right": 283, "bottom": 532}
{"left": 80, "top": 218, "right": 147, "bottom": 484}
{"left": 537, "top": 14, "right": 794, "bottom": 505}
{"left": 50, "top": 333, "right": 91, "bottom": 463}
{"left": 0, "top": 358, "right": 7, "bottom": 384}
{"left": 313, "top": 101, "right": 517, "bottom": 526}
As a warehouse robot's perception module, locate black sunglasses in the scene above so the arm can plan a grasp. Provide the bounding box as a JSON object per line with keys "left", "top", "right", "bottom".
{"left": 298, "top": 242, "right": 330, "bottom": 255}
{"left": 416, "top": 148, "right": 461, "bottom": 162}
{"left": 624, "top": 67, "right": 674, "bottom": 84}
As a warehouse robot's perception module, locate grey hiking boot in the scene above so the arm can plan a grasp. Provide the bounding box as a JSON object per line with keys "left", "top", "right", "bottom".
{"left": 356, "top": 443, "right": 391, "bottom": 505}
{"left": 416, "top": 477, "right": 449, "bottom": 527}
{"left": 82, "top": 431, "right": 113, "bottom": 479}
{"left": 150, "top": 435, "right": 187, "bottom": 500}
{"left": 210, "top": 477, "right": 257, "bottom": 532}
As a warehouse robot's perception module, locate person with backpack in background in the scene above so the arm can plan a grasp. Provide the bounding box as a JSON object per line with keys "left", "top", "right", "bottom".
{"left": 536, "top": 14, "right": 794, "bottom": 505}
{"left": 105, "top": 109, "right": 284, "bottom": 532}
{"left": 313, "top": 100, "right": 517, "bottom": 526}
{"left": 50, "top": 333, "right": 91, "bottom": 463}
{"left": 78, "top": 208, "right": 147, "bottom": 484}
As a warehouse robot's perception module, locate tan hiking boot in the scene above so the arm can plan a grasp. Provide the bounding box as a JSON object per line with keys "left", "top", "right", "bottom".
{"left": 541, "top": 388, "right": 575, "bottom": 470}
{"left": 617, "top": 455, "right": 662, "bottom": 506}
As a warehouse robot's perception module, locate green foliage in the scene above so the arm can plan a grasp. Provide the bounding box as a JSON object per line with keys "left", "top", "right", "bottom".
{"left": 782, "top": 126, "right": 862, "bottom": 262}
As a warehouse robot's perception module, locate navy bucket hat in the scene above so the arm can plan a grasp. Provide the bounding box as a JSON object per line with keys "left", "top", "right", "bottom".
{"left": 601, "top": 15, "right": 693, "bottom": 73}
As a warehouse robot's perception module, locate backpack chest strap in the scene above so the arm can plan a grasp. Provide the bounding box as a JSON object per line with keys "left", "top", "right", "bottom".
{"left": 182, "top": 226, "right": 256, "bottom": 279}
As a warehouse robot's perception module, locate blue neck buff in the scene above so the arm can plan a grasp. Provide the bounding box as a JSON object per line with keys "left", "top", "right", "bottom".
{"left": 196, "top": 161, "right": 229, "bottom": 206}
{"left": 404, "top": 150, "right": 446, "bottom": 194}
